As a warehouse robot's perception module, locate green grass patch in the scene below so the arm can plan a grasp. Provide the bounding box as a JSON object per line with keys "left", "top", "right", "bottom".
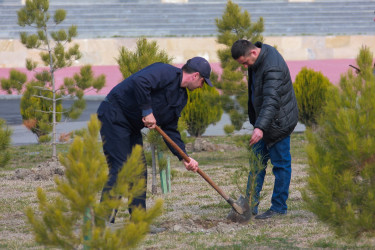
{"left": 6, "top": 144, "right": 69, "bottom": 170}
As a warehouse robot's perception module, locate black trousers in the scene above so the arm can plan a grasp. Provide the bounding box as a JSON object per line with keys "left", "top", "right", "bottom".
{"left": 97, "top": 101, "right": 147, "bottom": 217}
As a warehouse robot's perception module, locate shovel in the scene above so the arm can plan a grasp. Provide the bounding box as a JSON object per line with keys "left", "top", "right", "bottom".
{"left": 154, "top": 125, "right": 248, "bottom": 215}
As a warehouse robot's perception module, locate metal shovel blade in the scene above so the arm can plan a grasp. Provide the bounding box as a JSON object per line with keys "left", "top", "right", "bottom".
{"left": 226, "top": 195, "right": 252, "bottom": 223}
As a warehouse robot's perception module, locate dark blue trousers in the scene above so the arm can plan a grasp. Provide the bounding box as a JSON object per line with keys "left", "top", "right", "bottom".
{"left": 246, "top": 136, "right": 292, "bottom": 214}
{"left": 97, "top": 101, "right": 147, "bottom": 219}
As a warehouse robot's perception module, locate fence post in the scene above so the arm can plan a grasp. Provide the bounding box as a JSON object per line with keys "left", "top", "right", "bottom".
{"left": 158, "top": 152, "right": 171, "bottom": 193}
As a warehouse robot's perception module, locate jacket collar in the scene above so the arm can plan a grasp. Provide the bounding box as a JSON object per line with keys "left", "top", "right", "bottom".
{"left": 251, "top": 42, "right": 265, "bottom": 71}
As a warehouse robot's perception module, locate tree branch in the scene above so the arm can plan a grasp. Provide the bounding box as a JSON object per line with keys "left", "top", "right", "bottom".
{"left": 56, "top": 95, "right": 75, "bottom": 101}
{"left": 35, "top": 109, "right": 66, "bottom": 114}
{"left": 32, "top": 95, "right": 53, "bottom": 101}
{"left": 32, "top": 86, "right": 53, "bottom": 92}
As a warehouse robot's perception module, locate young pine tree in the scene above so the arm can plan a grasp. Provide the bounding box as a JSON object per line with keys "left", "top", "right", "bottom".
{"left": 116, "top": 37, "right": 173, "bottom": 79}
{"left": 20, "top": 79, "right": 63, "bottom": 142}
{"left": 181, "top": 84, "right": 222, "bottom": 137}
{"left": 294, "top": 67, "right": 333, "bottom": 128}
{"left": 302, "top": 46, "right": 375, "bottom": 238}
{"left": 0, "top": 119, "right": 12, "bottom": 168}
{"left": 223, "top": 124, "right": 235, "bottom": 135}
{"left": 232, "top": 141, "right": 264, "bottom": 216}
{"left": 26, "top": 115, "right": 163, "bottom": 249}
{"left": 215, "top": 0, "right": 264, "bottom": 131}
{"left": 0, "top": 0, "right": 105, "bottom": 159}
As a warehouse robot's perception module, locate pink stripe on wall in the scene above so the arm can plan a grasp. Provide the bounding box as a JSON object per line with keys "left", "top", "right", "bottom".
{"left": 0, "top": 59, "right": 358, "bottom": 96}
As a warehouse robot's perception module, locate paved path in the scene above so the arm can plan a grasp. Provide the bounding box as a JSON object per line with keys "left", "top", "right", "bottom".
{"left": 0, "top": 98, "right": 306, "bottom": 145}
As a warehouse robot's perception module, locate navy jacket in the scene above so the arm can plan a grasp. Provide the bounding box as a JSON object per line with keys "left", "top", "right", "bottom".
{"left": 106, "top": 62, "right": 188, "bottom": 159}
{"left": 248, "top": 42, "right": 298, "bottom": 147}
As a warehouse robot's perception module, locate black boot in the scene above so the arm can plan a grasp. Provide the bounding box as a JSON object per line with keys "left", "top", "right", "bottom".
{"left": 254, "top": 209, "right": 286, "bottom": 219}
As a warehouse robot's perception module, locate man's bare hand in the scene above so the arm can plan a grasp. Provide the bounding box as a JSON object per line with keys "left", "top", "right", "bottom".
{"left": 250, "top": 128, "right": 263, "bottom": 145}
{"left": 142, "top": 113, "right": 156, "bottom": 129}
{"left": 183, "top": 157, "right": 199, "bottom": 172}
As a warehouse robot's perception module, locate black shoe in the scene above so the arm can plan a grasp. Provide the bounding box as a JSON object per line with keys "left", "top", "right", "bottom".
{"left": 254, "top": 209, "right": 285, "bottom": 220}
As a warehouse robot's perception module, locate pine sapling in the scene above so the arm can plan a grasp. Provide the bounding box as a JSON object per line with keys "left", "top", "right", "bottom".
{"left": 229, "top": 135, "right": 264, "bottom": 220}
{"left": 0, "top": 0, "right": 106, "bottom": 160}
{"left": 26, "top": 115, "right": 163, "bottom": 249}
{"left": 181, "top": 84, "right": 222, "bottom": 137}
{"left": 302, "top": 46, "right": 375, "bottom": 238}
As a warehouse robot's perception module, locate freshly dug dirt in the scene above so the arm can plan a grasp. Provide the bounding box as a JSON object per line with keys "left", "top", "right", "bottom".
{"left": 9, "top": 160, "right": 64, "bottom": 181}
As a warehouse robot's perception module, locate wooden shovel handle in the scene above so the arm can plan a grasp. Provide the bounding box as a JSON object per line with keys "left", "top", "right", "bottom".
{"left": 154, "top": 125, "right": 230, "bottom": 201}
{"left": 154, "top": 125, "right": 190, "bottom": 162}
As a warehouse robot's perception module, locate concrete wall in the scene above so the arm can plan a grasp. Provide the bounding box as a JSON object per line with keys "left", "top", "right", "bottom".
{"left": 1, "top": 35, "right": 374, "bottom": 68}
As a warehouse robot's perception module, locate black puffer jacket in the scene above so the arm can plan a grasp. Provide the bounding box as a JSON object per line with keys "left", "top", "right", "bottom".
{"left": 248, "top": 42, "right": 298, "bottom": 147}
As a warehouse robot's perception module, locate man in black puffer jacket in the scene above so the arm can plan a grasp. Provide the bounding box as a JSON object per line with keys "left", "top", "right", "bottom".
{"left": 231, "top": 40, "right": 298, "bottom": 219}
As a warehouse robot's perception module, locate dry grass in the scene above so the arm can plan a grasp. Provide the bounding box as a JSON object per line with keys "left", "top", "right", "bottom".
{"left": 0, "top": 133, "right": 374, "bottom": 249}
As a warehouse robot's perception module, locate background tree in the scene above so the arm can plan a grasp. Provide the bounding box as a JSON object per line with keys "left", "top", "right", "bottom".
{"left": 0, "top": 0, "right": 105, "bottom": 159}
{"left": 117, "top": 37, "right": 172, "bottom": 79}
{"left": 0, "top": 69, "right": 27, "bottom": 94}
{"left": 26, "top": 115, "right": 163, "bottom": 249}
{"left": 0, "top": 119, "right": 12, "bottom": 168}
{"left": 224, "top": 124, "right": 235, "bottom": 135}
{"left": 302, "top": 46, "right": 375, "bottom": 238}
{"left": 294, "top": 67, "right": 333, "bottom": 128}
{"left": 215, "top": 0, "right": 264, "bottom": 131}
{"left": 181, "top": 84, "right": 222, "bottom": 137}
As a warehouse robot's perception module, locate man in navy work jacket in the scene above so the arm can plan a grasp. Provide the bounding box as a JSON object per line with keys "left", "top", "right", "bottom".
{"left": 97, "top": 57, "right": 213, "bottom": 222}
{"left": 231, "top": 40, "right": 298, "bottom": 219}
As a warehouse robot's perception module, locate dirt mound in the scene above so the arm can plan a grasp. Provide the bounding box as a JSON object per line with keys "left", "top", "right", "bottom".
{"left": 10, "top": 161, "right": 65, "bottom": 181}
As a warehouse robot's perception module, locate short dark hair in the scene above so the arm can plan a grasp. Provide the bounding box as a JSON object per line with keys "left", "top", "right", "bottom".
{"left": 231, "top": 40, "right": 256, "bottom": 59}
{"left": 182, "top": 64, "right": 199, "bottom": 74}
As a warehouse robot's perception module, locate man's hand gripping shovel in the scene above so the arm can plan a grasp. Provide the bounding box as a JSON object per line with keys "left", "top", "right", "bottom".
{"left": 154, "top": 125, "right": 250, "bottom": 219}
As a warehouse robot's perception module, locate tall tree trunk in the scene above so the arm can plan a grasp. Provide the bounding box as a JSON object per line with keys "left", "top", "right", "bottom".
{"left": 46, "top": 28, "right": 57, "bottom": 161}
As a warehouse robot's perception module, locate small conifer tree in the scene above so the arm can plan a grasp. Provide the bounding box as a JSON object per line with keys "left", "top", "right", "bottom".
{"left": 231, "top": 136, "right": 264, "bottom": 214}
{"left": 224, "top": 124, "right": 235, "bottom": 135}
{"left": 302, "top": 46, "right": 375, "bottom": 238}
{"left": 26, "top": 115, "right": 163, "bottom": 249}
{"left": 181, "top": 84, "right": 222, "bottom": 137}
{"left": 0, "top": 0, "right": 105, "bottom": 160}
{"left": 116, "top": 37, "right": 173, "bottom": 79}
{"left": 20, "top": 79, "right": 63, "bottom": 142}
{"left": 294, "top": 67, "right": 332, "bottom": 127}
{"left": 0, "top": 119, "right": 12, "bottom": 168}
{"left": 215, "top": 0, "right": 264, "bottom": 131}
